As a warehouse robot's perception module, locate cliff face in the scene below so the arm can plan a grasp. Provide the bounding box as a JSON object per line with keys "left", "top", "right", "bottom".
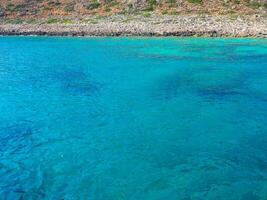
{"left": 0, "top": 0, "right": 266, "bottom": 18}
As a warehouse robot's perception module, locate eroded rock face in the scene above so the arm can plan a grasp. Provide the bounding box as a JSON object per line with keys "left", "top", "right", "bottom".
{"left": 0, "top": 6, "right": 5, "bottom": 17}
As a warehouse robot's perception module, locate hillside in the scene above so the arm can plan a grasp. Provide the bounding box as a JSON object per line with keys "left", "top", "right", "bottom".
{"left": 0, "top": 0, "right": 266, "bottom": 37}
{"left": 0, "top": 0, "right": 266, "bottom": 19}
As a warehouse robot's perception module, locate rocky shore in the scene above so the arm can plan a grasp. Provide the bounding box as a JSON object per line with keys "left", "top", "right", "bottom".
{"left": 0, "top": 14, "right": 267, "bottom": 37}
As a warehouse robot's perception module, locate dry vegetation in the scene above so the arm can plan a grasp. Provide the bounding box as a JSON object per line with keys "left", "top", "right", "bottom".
{"left": 0, "top": 0, "right": 266, "bottom": 20}
{"left": 0, "top": 0, "right": 266, "bottom": 37}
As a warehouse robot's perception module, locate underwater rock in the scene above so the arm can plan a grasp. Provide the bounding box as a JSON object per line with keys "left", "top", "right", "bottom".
{"left": 53, "top": 69, "right": 101, "bottom": 96}
{"left": 153, "top": 73, "right": 182, "bottom": 100}
{"left": 153, "top": 68, "right": 245, "bottom": 101}
{"left": 54, "top": 69, "right": 87, "bottom": 83}
{"left": 0, "top": 121, "right": 46, "bottom": 199}
{"left": 0, "top": 121, "right": 34, "bottom": 152}
{"left": 197, "top": 87, "right": 244, "bottom": 101}
{"left": 64, "top": 81, "right": 100, "bottom": 96}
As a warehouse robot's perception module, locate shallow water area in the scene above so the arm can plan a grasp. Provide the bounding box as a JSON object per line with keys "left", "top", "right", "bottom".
{"left": 0, "top": 37, "right": 267, "bottom": 199}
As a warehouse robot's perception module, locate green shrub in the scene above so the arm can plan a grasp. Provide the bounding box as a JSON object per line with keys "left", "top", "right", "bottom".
{"left": 48, "top": 1, "right": 54, "bottom": 5}
{"left": 145, "top": 6, "right": 154, "bottom": 11}
{"left": 13, "top": 4, "right": 27, "bottom": 12}
{"left": 128, "top": 3, "right": 133, "bottom": 9}
{"left": 127, "top": 3, "right": 134, "bottom": 13}
{"left": 48, "top": 1, "right": 61, "bottom": 6}
{"left": 6, "top": 3, "right": 15, "bottom": 11}
{"left": 142, "top": 0, "right": 157, "bottom": 11}
{"left": 249, "top": 1, "right": 261, "bottom": 8}
{"left": 168, "top": 0, "right": 176, "bottom": 4}
{"left": 43, "top": 6, "right": 52, "bottom": 11}
{"left": 86, "top": 1, "right": 101, "bottom": 10}
{"left": 5, "top": 18, "right": 24, "bottom": 24}
{"left": 26, "top": 19, "right": 38, "bottom": 24}
{"left": 161, "top": 10, "right": 168, "bottom": 14}
{"left": 234, "top": 0, "right": 240, "bottom": 4}
{"left": 47, "top": 18, "right": 60, "bottom": 24}
{"left": 64, "top": 4, "right": 75, "bottom": 12}
{"left": 143, "top": 12, "right": 151, "bottom": 17}
{"left": 109, "top": 1, "right": 118, "bottom": 6}
{"left": 187, "top": 0, "right": 203, "bottom": 3}
{"left": 104, "top": 7, "right": 111, "bottom": 12}
{"left": 148, "top": 0, "right": 157, "bottom": 6}
{"left": 170, "top": 10, "right": 179, "bottom": 15}
{"left": 13, "top": 18, "right": 24, "bottom": 24}
{"left": 62, "top": 19, "right": 73, "bottom": 24}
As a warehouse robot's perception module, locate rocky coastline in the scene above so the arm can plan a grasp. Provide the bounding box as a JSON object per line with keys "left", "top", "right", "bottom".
{"left": 0, "top": 14, "right": 266, "bottom": 37}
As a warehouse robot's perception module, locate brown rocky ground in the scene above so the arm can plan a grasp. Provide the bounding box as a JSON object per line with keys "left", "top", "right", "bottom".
{"left": 0, "top": 14, "right": 266, "bottom": 37}
{"left": 0, "top": 0, "right": 266, "bottom": 19}
{"left": 0, "top": 0, "right": 266, "bottom": 37}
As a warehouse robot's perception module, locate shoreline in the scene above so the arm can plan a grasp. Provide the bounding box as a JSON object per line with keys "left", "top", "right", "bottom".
{"left": 0, "top": 15, "right": 266, "bottom": 38}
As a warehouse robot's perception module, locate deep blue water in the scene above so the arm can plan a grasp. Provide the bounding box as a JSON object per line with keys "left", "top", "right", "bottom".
{"left": 0, "top": 37, "right": 267, "bottom": 199}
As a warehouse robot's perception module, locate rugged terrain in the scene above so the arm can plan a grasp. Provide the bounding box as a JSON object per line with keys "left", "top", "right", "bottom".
{"left": 0, "top": 0, "right": 266, "bottom": 37}
{"left": 0, "top": 0, "right": 266, "bottom": 17}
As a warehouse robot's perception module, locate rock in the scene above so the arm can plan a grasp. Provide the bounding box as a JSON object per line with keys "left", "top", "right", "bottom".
{"left": 0, "top": 14, "right": 266, "bottom": 37}
{"left": 0, "top": 6, "right": 5, "bottom": 17}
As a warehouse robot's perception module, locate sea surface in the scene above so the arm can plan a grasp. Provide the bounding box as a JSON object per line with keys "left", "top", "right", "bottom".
{"left": 0, "top": 37, "right": 267, "bottom": 200}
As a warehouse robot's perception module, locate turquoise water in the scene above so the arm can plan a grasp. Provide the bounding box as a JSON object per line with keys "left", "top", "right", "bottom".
{"left": 0, "top": 37, "right": 267, "bottom": 199}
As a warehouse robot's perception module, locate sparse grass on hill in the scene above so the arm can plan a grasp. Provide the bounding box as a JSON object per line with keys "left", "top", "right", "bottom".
{"left": 0, "top": 0, "right": 265, "bottom": 18}
{"left": 86, "top": 1, "right": 101, "bottom": 10}
{"left": 187, "top": 0, "right": 203, "bottom": 4}
{"left": 47, "top": 18, "right": 60, "bottom": 24}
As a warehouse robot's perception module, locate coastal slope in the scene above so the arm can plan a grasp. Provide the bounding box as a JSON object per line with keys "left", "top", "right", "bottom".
{"left": 0, "top": 0, "right": 266, "bottom": 37}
